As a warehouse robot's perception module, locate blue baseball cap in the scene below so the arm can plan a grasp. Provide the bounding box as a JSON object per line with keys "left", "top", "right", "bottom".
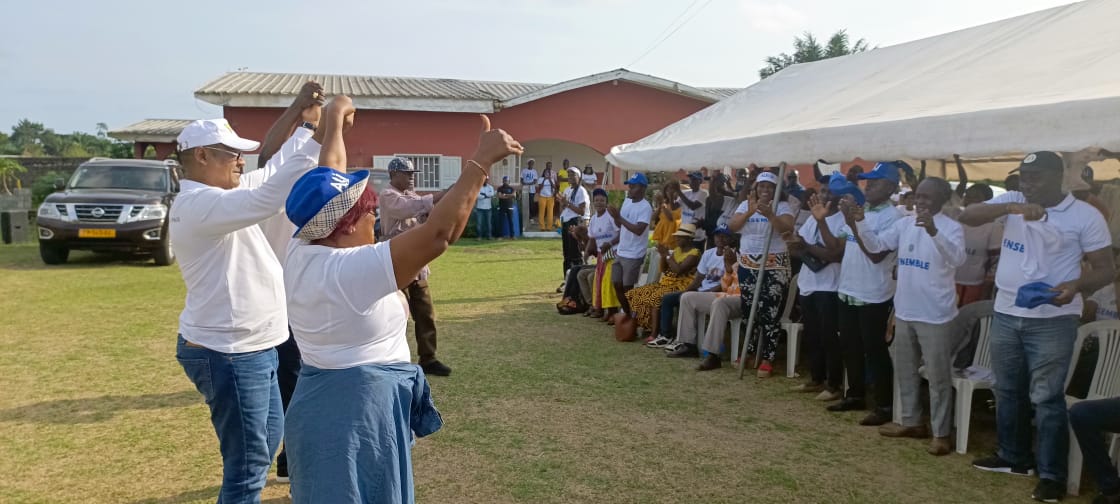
{"left": 688, "top": 171, "right": 704, "bottom": 180}
{"left": 858, "top": 162, "right": 902, "bottom": 184}
{"left": 713, "top": 225, "right": 733, "bottom": 237}
{"left": 625, "top": 173, "right": 649, "bottom": 186}
{"left": 388, "top": 157, "right": 418, "bottom": 172}
{"left": 1015, "top": 282, "right": 1060, "bottom": 309}
{"left": 287, "top": 167, "right": 371, "bottom": 240}
{"left": 828, "top": 172, "right": 866, "bottom": 206}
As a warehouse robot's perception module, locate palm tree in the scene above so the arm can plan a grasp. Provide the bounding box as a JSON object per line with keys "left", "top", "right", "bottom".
{"left": 759, "top": 29, "right": 870, "bottom": 79}
{"left": 0, "top": 158, "right": 27, "bottom": 195}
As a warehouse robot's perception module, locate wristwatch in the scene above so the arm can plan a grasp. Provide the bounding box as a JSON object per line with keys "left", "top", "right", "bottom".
{"left": 299, "top": 121, "right": 317, "bottom": 132}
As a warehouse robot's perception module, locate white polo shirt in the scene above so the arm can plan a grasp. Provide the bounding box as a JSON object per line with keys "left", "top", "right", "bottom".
{"left": 856, "top": 213, "right": 966, "bottom": 324}
{"left": 988, "top": 192, "right": 1112, "bottom": 319}
{"left": 956, "top": 220, "right": 1003, "bottom": 286}
{"left": 696, "top": 247, "right": 726, "bottom": 291}
{"left": 837, "top": 203, "right": 903, "bottom": 304}
{"left": 170, "top": 139, "right": 321, "bottom": 353}
{"left": 617, "top": 198, "right": 653, "bottom": 260}
{"left": 735, "top": 200, "right": 794, "bottom": 255}
{"left": 797, "top": 212, "right": 846, "bottom": 295}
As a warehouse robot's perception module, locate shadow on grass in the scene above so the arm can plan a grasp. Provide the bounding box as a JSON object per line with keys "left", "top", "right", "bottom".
{"left": 0, "top": 247, "right": 161, "bottom": 271}
{"left": 0, "top": 390, "right": 200, "bottom": 424}
{"left": 127, "top": 486, "right": 289, "bottom": 504}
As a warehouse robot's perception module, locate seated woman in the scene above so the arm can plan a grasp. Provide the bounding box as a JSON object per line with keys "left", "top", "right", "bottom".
{"left": 282, "top": 110, "right": 522, "bottom": 504}
{"left": 624, "top": 224, "right": 700, "bottom": 343}
{"left": 557, "top": 224, "right": 594, "bottom": 313}
{"left": 585, "top": 188, "right": 621, "bottom": 321}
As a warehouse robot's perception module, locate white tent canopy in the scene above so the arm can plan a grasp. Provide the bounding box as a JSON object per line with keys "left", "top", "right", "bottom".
{"left": 607, "top": 0, "right": 1120, "bottom": 172}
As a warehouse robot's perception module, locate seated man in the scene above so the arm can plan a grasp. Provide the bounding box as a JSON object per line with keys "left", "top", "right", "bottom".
{"left": 695, "top": 244, "right": 744, "bottom": 371}
{"left": 1069, "top": 397, "right": 1120, "bottom": 504}
{"left": 665, "top": 227, "right": 735, "bottom": 357}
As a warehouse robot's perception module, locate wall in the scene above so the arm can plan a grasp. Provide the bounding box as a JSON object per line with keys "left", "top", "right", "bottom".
{"left": 5, "top": 157, "right": 88, "bottom": 187}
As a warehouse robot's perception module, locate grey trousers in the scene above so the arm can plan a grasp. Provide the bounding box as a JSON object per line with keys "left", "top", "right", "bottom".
{"left": 700, "top": 296, "right": 744, "bottom": 355}
{"left": 577, "top": 266, "right": 597, "bottom": 305}
{"left": 894, "top": 319, "right": 956, "bottom": 437}
{"left": 676, "top": 292, "right": 722, "bottom": 345}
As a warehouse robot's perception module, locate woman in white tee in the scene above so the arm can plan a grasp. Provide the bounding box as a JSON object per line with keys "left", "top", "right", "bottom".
{"left": 281, "top": 116, "right": 522, "bottom": 503}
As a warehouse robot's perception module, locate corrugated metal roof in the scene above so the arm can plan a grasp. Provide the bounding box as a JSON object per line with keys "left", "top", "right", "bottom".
{"left": 109, "top": 119, "right": 194, "bottom": 136}
{"left": 195, "top": 71, "right": 741, "bottom": 105}
{"left": 196, "top": 72, "right": 548, "bottom": 102}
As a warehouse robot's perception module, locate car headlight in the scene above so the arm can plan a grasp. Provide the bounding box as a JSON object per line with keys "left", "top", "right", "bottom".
{"left": 126, "top": 204, "right": 168, "bottom": 222}
{"left": 38, "top": 203, "right": 62, "bottom": 220}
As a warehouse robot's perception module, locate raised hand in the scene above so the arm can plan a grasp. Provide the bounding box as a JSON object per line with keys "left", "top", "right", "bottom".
{"left": 474, "top": 115, "right": 524, "bottom": 166}
{"left": 756, "top": 191, "right": 774, "bottom": 218}
{"left": 808, "top": 193, "right": 830, "bottom": 221}
{"left": 915, "top": 207, "right": 937, "bottom": 236}
{"left": 839, "top": 198, "right": 864, "bottom": 223}
{"left": 606, "top": 205, "right": 621, "bottom": 223}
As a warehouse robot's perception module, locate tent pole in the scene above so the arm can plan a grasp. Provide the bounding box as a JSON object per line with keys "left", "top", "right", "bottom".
{"left": 738, "top": 163, "right": 788, "bottom": 379}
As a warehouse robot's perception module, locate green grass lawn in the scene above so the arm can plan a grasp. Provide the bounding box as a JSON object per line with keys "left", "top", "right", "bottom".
{"left": 0, "top": 240, "right": 1098, "bottom": 503}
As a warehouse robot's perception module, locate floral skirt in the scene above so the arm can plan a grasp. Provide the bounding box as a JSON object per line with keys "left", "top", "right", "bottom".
{"left": 626, "top": 272, "right": 694, "bottom": 331}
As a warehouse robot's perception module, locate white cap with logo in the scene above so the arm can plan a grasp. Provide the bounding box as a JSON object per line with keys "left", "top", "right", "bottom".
{"left": 176, "top": 119, "right": 260, "bottom": 152}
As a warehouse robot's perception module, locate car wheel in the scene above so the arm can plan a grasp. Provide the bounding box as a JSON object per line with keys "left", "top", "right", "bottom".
{"left": 39, "top": 243, "right": 70, "bottom": 265}
{"left": 153, "top": 235, "right": 175, "bottom": 266}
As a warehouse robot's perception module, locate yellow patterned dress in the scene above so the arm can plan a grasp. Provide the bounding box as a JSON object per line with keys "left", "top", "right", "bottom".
{"left": 625, "top": 246, "right": 700, "bottom": 331}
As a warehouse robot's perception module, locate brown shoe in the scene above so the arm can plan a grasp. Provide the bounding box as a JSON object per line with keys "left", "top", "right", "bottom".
{"left": 859, "top": 409, "right": 892, "bottom": 426}
{"left": 696, "top": 355, "right": 722, "bottom": 371}
{"left": 928, "top": 437, "right": 952, "bottom": 456}
{"left": 878, "top": 422, "right": 930, "bottom": 439}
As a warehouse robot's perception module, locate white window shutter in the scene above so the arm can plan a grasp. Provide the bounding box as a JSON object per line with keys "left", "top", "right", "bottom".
{"left": 440, "top": 156, "right": 462, "bottom": 189}
{"left": 372, "top": 156, "right": 395, "bottom": 170}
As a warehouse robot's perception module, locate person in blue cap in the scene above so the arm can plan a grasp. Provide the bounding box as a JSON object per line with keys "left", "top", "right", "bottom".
{"left": 608, "top": 173, "right": 653, "bottom": 322}
{"left": 817, "top": 161, "right": 903, "bottom": 426}
{"left": 787, "top": 175, "right": 853, "bottom": 400}
{"left": 960, "top": 151, "right": 1115, "bottom": 503}
{"left": 283, "top": 114, "right": 522, "bottom": 503}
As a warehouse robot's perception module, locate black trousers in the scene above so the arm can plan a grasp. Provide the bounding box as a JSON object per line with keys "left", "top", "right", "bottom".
{"left": 561, "top": 217, "right": 583, "bottom": 276}
{"left": 274, "top": 332, "right": 301, "bottom": 472}
{"left": 838, "top": 300, "right": 894, "bottom": 410}
{"left": 402, "top": 279, "right": 438, "bottom": 362}
{"left": 801, "top": 292, "right": 842, "bottom": 390}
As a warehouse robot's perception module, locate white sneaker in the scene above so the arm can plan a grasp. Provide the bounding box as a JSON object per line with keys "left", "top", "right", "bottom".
{"left": 645, "top": 336, "right": 673, "bottom": 348}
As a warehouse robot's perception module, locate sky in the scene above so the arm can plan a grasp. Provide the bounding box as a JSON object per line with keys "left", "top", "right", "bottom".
{"left": 0, "top": 0, "right": 1075, "bottom": 135}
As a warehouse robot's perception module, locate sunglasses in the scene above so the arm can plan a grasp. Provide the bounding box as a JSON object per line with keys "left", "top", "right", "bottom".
{"left": 203, "top": 146, "right": 244, "bottom": 161}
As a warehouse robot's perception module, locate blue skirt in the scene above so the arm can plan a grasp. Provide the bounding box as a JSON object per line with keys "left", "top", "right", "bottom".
{"left": 286, "top": 362, "right": 442, "bottom": 504}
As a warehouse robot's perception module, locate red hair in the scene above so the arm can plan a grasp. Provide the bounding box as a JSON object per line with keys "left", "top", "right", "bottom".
{"left": 318, "top": 185, "right": 379, "bottom": 242}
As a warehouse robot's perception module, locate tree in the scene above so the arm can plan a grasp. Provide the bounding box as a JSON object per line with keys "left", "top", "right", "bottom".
{"left": 0, "top": 158, "right": 28, "bottom": 195}
{"left": 759, "top": 29, "right": 870, "bottom": 79}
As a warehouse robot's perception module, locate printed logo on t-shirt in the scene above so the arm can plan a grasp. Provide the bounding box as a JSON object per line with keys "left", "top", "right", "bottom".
{"left": 748, "top": 216, "right": 770, "bottom": 223}
{"left": 1003, "top": 238, "right": 1025, "bottom": 253}
{"left": 898, "top": 257, "right": 931, "bottom": 270}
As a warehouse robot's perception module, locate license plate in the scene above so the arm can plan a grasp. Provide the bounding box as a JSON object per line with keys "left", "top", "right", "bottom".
{"left": 79, "top": 229, "right": 116, "bottom": 238}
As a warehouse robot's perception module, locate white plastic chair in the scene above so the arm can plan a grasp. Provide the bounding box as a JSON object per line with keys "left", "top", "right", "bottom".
{"left": 635, "top": 247, "right": 659, "bottom": 287}
{"left": 1066, "top": 320, "right": 1120, "bottom": 496}
{"left": 780, "top": 275, "right": 802, "bottom": 378}
{"left": 950, "top": 312, "right": 995, "bottom": 454}
{"left": 729, "top": 317, "right": 743, "bottom": 364}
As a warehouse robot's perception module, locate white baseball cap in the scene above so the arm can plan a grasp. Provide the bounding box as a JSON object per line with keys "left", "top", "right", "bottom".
{"left": 176, "top": 119, "right": 260, "bottom": 152}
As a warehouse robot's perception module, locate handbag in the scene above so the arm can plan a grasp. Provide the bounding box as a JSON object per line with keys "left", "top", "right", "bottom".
{"left": 798, "top": 248, "right": 830, "bottom": 272}
{"left": 614, "top": 313, "right": 638, "bottom": 342}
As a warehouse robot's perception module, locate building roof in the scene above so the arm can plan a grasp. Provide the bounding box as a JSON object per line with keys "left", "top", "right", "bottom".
{"left": 194, "top": 69, "right": 740, "bottom": 113}
{"left": 108, "top": 119, "right": 195, "bottom": 143}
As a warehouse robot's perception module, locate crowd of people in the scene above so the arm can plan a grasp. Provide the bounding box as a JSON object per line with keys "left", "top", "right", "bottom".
{"left": 553, "top": 154, "right": 1120, "bottom": 503}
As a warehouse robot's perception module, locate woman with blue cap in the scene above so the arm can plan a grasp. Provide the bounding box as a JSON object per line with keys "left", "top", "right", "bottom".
{"left": 281, "top": 114, "right": 523, "bottom": 503}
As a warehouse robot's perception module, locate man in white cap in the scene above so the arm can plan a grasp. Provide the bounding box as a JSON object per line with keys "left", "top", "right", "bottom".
{"left": 379, "top": 157, "right": 452, "bottom": 377}
{"left": 171, "top": 94, "right": 352, "bottom": 503}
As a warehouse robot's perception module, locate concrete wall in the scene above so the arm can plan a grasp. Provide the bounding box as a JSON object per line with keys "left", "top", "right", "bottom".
{"left": 4, "top": 157, "right": 87, "bottom": 188}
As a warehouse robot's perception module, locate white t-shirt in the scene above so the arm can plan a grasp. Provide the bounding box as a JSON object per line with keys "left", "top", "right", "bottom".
{"left": 588, "top": 211, "right": 620, "bottom": 255}
{"left": 988, "top": 192, "right": 1112, "bottom": 318}
{"left": 521, "top": 168, "right": 538, "bottom": 194}
{"left": 679, "top": 189, "right": 708, "bottom": 242}
{"left": 617, "top": 198, "right": 653, "bottom": 260}
{"left": 582, "top": 173, "right": 598, "bottom": 186}
{"left": 697, "top": 248, "right": 726, "bottom": 291}
{"left": 559, "top": 186, "right": 590, "bottom": 221}
{"left": 1089, "top": 284, "right": 1119, "bottom": 321}
{"left": 797, "top": 212, "right": 845, "bottom": 295}
{"left": 856, "top": 213, "right": 966, "bottom": 324}
{"left": 956, "top": 220, "right": 1003, "bottom": 286}
{"left": 170, "top": 140, "right": 321, "bottom": 353}
{"left": 896, "top": 205, "right": 917, "bottom": 217}
{"left": 284, "top": 241, "right": 410, "bottom": 369}
{"left": 837, "top": 203, "right": 904, "bottom": 304}
{"left": 476, "top": 184, "right": 496, "bottom": 210}
{"left": 243, "top": 128, "right": 315, "bottom": 267}
{"left": 538, "top": 174, "right": 556, "bottom": 198}
{"left": 735, "top": 200, "right": 795, "bottom": 254}
{"left": 793, "top": 209, "right": 810, "bottom": 232}
{"left": 717, "top": 196, "right": 736, "bottom": 229}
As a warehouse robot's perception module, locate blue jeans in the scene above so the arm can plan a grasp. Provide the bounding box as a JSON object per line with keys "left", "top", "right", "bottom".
{"left": 659, "top": 291, "right": 685, "bottom": 339}
{"left": 475, "top": 208, "right": 492, "bottom": 239}
{"left": 1069, "top": 397, "right": 1120, "bottom": 495}
{"left": 176, "top": 335, "right": 284, "bottom": 504}
{"left": 990, "top": 313, "right": 1078, "bottom": 481}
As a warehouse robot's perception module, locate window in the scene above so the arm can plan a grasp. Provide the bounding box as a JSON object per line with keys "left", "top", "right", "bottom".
{"left": 373, "top": 155, "right": 461, "bottom": 191}
{"left": 398, "top": 154, "right": 441, "bottom": 190}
